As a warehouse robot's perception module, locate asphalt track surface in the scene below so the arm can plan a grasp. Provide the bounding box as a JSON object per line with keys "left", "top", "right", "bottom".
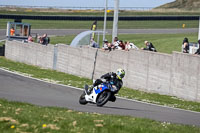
{"left": 0, "top": 68, "right": 200, "bottom": 126}
{"left": 0, "top": 28, "right": 198, "bottom": 40}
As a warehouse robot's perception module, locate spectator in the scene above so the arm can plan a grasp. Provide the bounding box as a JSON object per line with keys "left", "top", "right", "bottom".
{"left": 195, "top": 40, "right": 200, "bottom": 55}
{"left": 10, "top": 27, "right": 15, "bottom": 36}
{"left": 182, "top": 37, "right": 189, "bottom": 53}
{"left": 90, "top": 38, "right": 99, "bottom": 48}
{"left": 117, "top": 40, "right": 125, "bottom": 50}
{"left": 38, "top": 34, "right": 50, "bottom": 45}
{"left": 125, "top": 41, "right": 139, "bottom": 51}
{"left": 141, "top": 41, "right": 157, "bottom": 52}
{"left": 28, "top": 35, "right": 33, "bottom": 42}
{"left": 113, "top": 37, "right": 119, "bottom": 49}
{"left": 37, "top": 36, "right": 43, "bottom": 44}
{"left": 41, "top": 34, "right": 50, "bottom": 45}
{"left": 91, "top": 20, "right": 97, "bottom": 40}
{"left": 102, "top": 39, "right": 114, "bottom": 51}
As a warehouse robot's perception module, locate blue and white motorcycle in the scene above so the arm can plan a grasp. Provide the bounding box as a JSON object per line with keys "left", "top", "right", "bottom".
{"left": 79, "top": 82, "right": 116, "bottom": 107}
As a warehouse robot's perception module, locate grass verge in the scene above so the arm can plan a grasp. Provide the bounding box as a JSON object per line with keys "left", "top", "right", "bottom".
{"left": 0, "top": 41, "right": 5, "bottom": 47}
{"left": 0, "top": 19, "right": 198, "bottom": 29}
{"left": 1, "top": 99, "right": 200, "bottom": 133}
{"left": 0, "top": 57, "right": 200, "bottom": 112}
{"left": 1, "top": 8, "right": 200, "bottom": 16}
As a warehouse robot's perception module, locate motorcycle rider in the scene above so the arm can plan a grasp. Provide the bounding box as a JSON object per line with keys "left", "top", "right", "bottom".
{"left": 87, "top": 68, "right": 125, "bottom": 102}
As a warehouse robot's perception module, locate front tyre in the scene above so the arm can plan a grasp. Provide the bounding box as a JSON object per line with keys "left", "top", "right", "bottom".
{"left": 79, "top": 92, "right": 88, "bottom": 105}
{"left": 96, "top": 91, "right": 111, "bottom": 107}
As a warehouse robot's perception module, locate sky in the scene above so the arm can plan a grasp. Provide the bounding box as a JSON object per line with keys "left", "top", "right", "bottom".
{"left": 0, "top": 0, "right": 175, "bottom": 8}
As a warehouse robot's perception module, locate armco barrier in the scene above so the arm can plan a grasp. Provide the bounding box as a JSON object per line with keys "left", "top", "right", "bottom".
{"left": 4, "top": 40, "right": 200, "bottom": 102}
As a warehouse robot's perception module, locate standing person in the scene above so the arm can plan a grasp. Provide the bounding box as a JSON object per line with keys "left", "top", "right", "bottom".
{"left": 10, "top": 27, "right": 15, "bottom": 36}
{"left": 182, "top": 37, "right": 189, "bottom": 53}
{"left": 195, "top": 40, "right": 200, "bottom": 55}
{"left": 91, "top": 20, "right": 97, "bottom": 40}
{"left": 141, "top": 41, "right": 157, "bottom": 52}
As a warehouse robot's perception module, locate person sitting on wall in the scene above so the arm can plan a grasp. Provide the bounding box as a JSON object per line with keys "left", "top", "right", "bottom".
{"left": 113, "top": 37, "right": 120, "bottom": 49}
{"left": 182, "top": 37, "right": 189, "bottom": 53}
{"left": 37, "top": 36, "right": 43, "bottom": 44}
{"left": 102, "top": 39, "right": 114, "bottom": 51}
{"left": 10, "top": 27, "right": 15, "bottom": 36}
{"left": 28, "top": 35, "right": 33, "bottom": 42}
{"left": 41, "top": 34, "right": 50, "bottom": 45}
{"left": 90, "top": 38, "right": 99, "bottom": 48}
{"left": 117, "top": 40, "right": 125, "bottom": 50}
{"left": 141, "top": 41, "right": 157, "bottom": 52}
{"left": 125, "top": 41, "right": 139, "bottom": 51}
{"left": 195, "top": 40, "right": 200, "bottom": 55}
{"left": 38, "top": 34, "right": 50, "bottom": 45}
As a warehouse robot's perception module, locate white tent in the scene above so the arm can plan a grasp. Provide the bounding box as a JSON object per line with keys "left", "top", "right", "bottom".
{"left": 70, "top": 30, "right": 103, "bottom": 47}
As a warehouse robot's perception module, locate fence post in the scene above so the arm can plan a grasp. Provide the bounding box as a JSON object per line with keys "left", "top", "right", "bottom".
{"left": 91, "top": 48, "right": 99, "bottom": 80}
{"left": 198, "top": 16, "right": 200, "bottom": 40}
{"left": 53, "top": 44, "right": 58, "bottom": 70}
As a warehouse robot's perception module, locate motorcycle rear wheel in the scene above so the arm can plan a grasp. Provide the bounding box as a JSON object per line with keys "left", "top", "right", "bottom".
{"left": 79, "top": 92, "right": 88, "bottom": 105}
{"left": 96, "top": 91, "right": 111, "bottom": 107}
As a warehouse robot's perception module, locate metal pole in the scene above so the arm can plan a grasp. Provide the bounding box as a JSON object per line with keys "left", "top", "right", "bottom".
{"left": 103, "top": 0, "right": 108, "bottom": 43}
{"left": 198, "top": 16, "right": 200, "bottom": 40}
{"left": 112, "top": 0, "right": 119, "bottom": 43}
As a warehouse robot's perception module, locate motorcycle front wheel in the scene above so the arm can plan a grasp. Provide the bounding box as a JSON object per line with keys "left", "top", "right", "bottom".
{"left": 79, "top": 92, "right": 88, "bottom": 105}
{"left": 96, "top": 91, "right": 111, "bottom": 107}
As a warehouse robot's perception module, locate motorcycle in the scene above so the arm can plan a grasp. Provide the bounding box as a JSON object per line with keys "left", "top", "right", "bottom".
{"left": 79, "top": 82, "right": 116, "bottom": 107}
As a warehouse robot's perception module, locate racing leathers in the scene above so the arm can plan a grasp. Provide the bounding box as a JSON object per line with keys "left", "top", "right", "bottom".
{"left": 93, "top": 72, "right": 123, "bottom": 94}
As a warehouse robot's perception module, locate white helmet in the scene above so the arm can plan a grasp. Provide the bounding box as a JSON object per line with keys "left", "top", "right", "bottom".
{"left": 116, "top": 68, "right": 125, "bottom": 80}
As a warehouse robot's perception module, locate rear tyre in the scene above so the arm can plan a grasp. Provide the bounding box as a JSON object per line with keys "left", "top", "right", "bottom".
{"left": 96, "top": 91, "right": 111, "bottom": 107}
{"left": 79, "top": 92, "right": 88, "bottom": 105}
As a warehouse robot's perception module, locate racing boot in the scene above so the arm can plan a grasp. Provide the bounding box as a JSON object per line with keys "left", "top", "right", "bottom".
{"left": 109, "top": 94, "right": 116, "bottom": 102}
{"left": 85, "top": 84, "right": 93, "bottom": 95}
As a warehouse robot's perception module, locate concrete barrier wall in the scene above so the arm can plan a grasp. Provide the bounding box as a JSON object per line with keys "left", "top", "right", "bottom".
{"left": 94, "top": 49, "right": 172, "bottom": 95}
{"left": 56, "top": 44, "right": 97, "bottom": 78}
{"left": 5, "top": 40, "right": 200, "bottom": 102}
{"left": 171, "top": 52, "right": 200, "bottom": 101}
{"left": 5, "top": 40, "right": 54, "bottom": 69}
{"left": 94, "top": 50, "right": 129, "bottom": 85}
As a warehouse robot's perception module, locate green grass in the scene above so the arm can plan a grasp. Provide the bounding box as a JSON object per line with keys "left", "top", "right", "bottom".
{"left": 0, "top": 57, "right": 92, "bottom": 88}
{"left": 118, "top": 87, "right": 200, "bottom": 112}
{"left": 0, "top": 57, "right": 200, "bottom": 112}
{"left": 0, "top": 41, "right": 5, "bottom": 47}
{"left": 50, "top": 35, "right": 76, "bottom": 45}
{"left": 50, "top": 33, "right": 198, "bottom": 54}
{"left": 1, "top": 8, "right": 200, "bottom": 16}
{"left": 0, "top": 19, "right": 198, "bottom": 29}
{"left": 0, "top": 99, "right": 200, "bottom": 133}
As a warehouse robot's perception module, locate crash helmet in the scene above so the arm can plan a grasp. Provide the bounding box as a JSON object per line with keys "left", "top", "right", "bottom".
{"left": 116, "top": 68, "right": 125, "bottom": 80}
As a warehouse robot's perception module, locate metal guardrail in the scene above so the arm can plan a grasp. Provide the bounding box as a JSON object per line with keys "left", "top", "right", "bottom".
{"left": 0, "top": 14, "right": 199, "bottom": 21}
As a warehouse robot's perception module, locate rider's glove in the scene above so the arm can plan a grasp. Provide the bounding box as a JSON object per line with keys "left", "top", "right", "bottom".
{"left": 112, "top": 85, "right": 118, "bottom": 92}
{"left": 101, "top": 78, "right": 106, "bottom": 82}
